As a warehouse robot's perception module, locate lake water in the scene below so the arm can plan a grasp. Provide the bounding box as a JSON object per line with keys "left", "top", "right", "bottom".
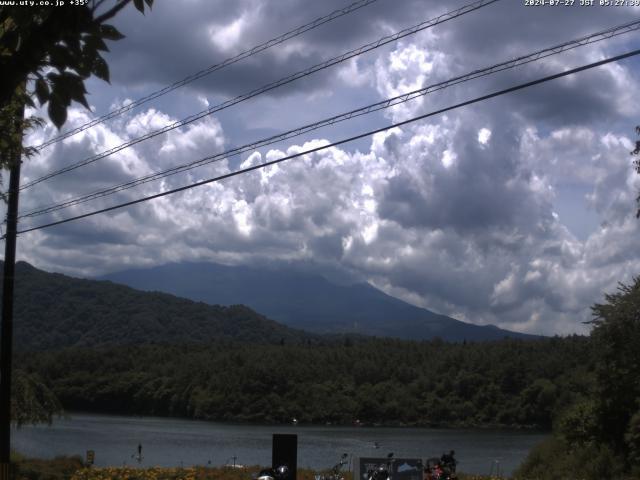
{"left": 12, "top": 413, "right": 546, "bottom": 477}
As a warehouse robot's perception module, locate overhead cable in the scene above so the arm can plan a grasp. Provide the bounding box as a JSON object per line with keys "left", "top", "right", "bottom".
{"left": 22, "top": 0, "right": 501, "bottom": 190}
{"left": 12, "top": 48, "right": 640, "bottom": 236}
{"left": 32, "top": 0, "right": 382, "bottom": 150}
{"left": 19, "top": 20, "right": 640, "bottom": 219}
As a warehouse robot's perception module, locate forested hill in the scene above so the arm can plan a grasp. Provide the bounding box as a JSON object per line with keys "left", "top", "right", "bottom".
{"left": 2, "top": 261, "right": 314, "bottom": 351}
{"left": 20, "top": 336, "right": 593, "bottom": 428}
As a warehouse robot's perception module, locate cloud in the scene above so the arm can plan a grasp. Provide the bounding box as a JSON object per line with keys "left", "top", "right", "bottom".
{"left": 4, "top": 0, "right": 640, "bottom": 338}
{"left": 16, "top": 95, "right": 640, "bottom": 337}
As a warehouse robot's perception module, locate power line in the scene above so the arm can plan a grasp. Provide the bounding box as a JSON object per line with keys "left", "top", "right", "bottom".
{"left": 20, "top": 20, "right": 638, "bottom": 218}
{"left": 22, "top": 0, "right": 501, "bottom": 190}
{"left": 13, "top": 48, "right": 640, "bottom": 237}
{"left": 19, "top": 20, "right": 640, "bottom": 220}
{"left": 32, "top": 0, "right": 381, "bottom": 150}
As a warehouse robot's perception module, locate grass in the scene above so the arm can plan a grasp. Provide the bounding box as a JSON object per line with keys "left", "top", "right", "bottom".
{"left": 10, "top": 452, "right": 84, "bottom": 480}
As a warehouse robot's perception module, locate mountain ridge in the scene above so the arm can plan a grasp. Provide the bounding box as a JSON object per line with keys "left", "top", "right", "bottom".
{"left": 99, "top": 261, "right": 539, "bottom": 341}
{"left": 1, "top": 260, "right": 315, "bottom": 351}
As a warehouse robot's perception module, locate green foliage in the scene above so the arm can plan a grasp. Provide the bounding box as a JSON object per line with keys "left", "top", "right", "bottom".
{"left": 513, "top": 436, "right": 626, "bottom": 480}
{"left": 19, "top": 336, "right": 592, "bottom": 428}
{"left": 0, "top": 84, "right": 43, "bottom": 197}
{"left": 519, "top": 277, "right": 640, "bottom": 479}
{"left": 3, "top": 262, "right": 314, "bottom": 351}
{"left": 632, "top": 126, "right": 640, "bottom": 218}
{"left": 519, "top": 378, "right": 557, "bottom": 428}
{"left": 0, "top": 0, "right": 153, "bottom": 171}
{"left": 10, "top": 453, "right": 84, "bottom": 480}
{"left": 625, "top": 410, "right": 640, "bottom": 476}
{"left": 555, "top": 398, "right": 599, "bottom": 447}
{"left": 11, "top": 369, "right": 62, "bottom": 427}
{"left": 590, "top": 278, "right": 640, "bottom": 455}
{"left": 0, "top": 0, "right": 153, "bottom": 122}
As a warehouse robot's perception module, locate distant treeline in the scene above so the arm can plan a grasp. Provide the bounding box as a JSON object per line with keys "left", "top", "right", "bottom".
{"left": 19, "top": 336, "right": 592, "bottom": 428}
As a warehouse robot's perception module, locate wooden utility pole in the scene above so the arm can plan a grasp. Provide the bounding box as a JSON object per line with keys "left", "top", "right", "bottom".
{"left": 0, "top": 102, "right": 24, "bottom": 480}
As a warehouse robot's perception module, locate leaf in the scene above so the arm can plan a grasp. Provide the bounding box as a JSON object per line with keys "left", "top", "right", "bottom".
{"left": 85, "top": 34, "right": 109, "bottom": 53}
{"left": 133, "top": 0, "right": 145, "bottom": 13}
{"left": 92, "top": 56, "right": 110, "bottom": 83}
{"left": 34, "top": 78, "right": 49, "bottom": 105}
{"left": 67, "top": 78, "right": 90, "bottom": 110}
{"left": 48, "top": 97, "right": 67, "bottom": 129}
{"left": 100, "top": 24, "right": 125, "bottom": 41}
{"left": 144, "top": 0, "right": 154, "bottom": 7}
{"left": 49, "top": 45, "right": 70, "bottom": 70}
{"left": 73, "top": 91, "right": 90, "bottom": 110}
{"left": 75, "top": 56, "right": 92, "bottom": 77}
{"left": 51, "top": 78, "right": 72, "bottom": 105}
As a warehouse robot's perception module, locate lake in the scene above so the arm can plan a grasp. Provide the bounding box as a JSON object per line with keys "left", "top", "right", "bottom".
{"left": 12, "top": 413, "right": 546, "bottom": 477}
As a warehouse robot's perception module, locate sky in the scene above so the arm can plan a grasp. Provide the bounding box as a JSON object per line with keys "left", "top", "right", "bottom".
{"left": 3, "top": 0, "right": 640, "bottom": 336}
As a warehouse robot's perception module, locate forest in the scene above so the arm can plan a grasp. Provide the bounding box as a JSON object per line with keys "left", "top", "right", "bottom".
{"left": 19, "top": 336, "right": 591, "bottom": 429}
{"left": 4, "top": 261, "right": 315, "bottom": 351}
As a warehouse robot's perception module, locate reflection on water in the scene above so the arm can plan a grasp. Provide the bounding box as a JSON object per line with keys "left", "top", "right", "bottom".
{"left": 13, "top": 413, "right": 547, "bottom": 476}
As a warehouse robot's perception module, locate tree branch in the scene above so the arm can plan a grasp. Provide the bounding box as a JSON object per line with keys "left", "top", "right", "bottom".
{"left": 94, "top": 0, "right": 132, "bottom": 24}
{"left": 91, "top": 0, "right": 110, "bottom": 13}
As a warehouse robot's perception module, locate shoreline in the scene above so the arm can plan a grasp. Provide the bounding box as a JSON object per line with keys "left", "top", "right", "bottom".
{"left": 51, "top": 410, "right": 550, "bottom": 433}
{"left": 14, "top": 412, "right": 546, "bottom": 477}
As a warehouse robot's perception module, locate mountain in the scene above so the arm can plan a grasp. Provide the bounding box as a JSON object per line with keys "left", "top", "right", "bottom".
{"left": 99, "top": 261, "right": 539, "bottom": 341}
{"left": 1, "top": 261, "right": 314, "bottom": 351}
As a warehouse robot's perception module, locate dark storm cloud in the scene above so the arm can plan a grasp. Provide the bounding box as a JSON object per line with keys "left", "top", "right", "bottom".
{"left": 102, "top": 0, "right": 484, "bottom": 97}
{"left": 440, "top": 1, "right": 629, "bottom": 60}
{"left": 105, "top": 0, "right": 631, "bottom": 95}
{"left": 103, "top": 0, "right": 396, "bottom": 92}
{"left": 39, "top": 212, "right": 140, "bottom": 248}
{"left": 377, "top": 118, "right": 554, "bottom": 234}
{"left": 505, "top": 62, "right": 635, "bottom": 127}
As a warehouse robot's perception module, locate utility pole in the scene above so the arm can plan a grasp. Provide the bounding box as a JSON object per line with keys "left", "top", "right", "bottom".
{"left": 0, "top": 101, "right": 24, "bottom": 480}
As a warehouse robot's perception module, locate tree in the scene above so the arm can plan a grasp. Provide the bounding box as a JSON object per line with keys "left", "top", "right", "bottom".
{"left": 0, "top": 0, "right": 154, "bottom": 168}
{"left": 626, "top": 411, "right": 640, "bottom": 475}
{"left": 0, "top": 0, "right": 153, "bottom": 437}
{"left": 590, "top": 278, "right": 640, "bottom": 469}
{"left": 517, "top": 278, "right": 640, "bottom": 479}
{"left": 631, "top": 126, "right": 640, "bottom": 217}
{"left": 11, "top": 370, "right": 61, "bottom": 427}
{"left": 556, "top": 398, "right": 599, "bottom": 448}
